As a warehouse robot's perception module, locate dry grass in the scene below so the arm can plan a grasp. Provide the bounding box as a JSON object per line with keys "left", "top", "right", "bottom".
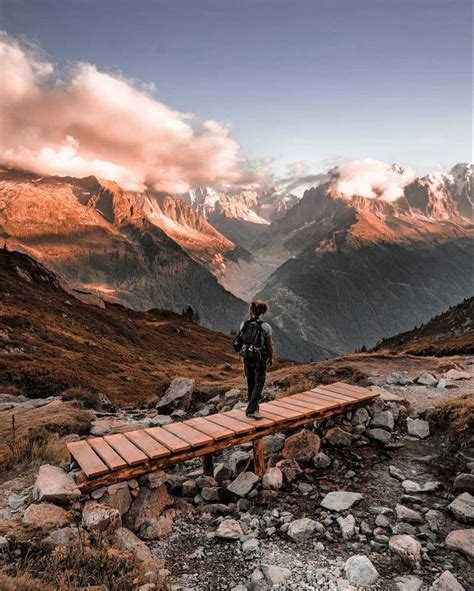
{"left": 431, "top": 394, "right": 474, "bottom": 447}
{"left": 0, "top": 572, "right": 55, "bottom": 591}
{"left": 2, "top": 431, "right": 68, "bottom": 474}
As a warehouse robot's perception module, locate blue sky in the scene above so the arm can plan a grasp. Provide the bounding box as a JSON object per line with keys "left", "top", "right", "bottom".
{"left": 1, "top": 0, "right": 472, "bottom": 177}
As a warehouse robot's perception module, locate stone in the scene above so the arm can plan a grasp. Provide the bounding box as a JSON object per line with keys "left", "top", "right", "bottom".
{"left": 416, "top": 373, "right": 438, "bottom": 386}
{"left": 214, "top": 463, "right": 232, "bottom": 483}
{"left": 216, "top": 518, "right": 243, "bottom": 540}
{"left": 262, "top": 467, "right": 283, "bottom": 491}
{"left": 282, "top": 429, "right": 321, "bottom": 462}
{"left": 150, "top": 414, "right": 173, "bottom": 426}
{"left": 425, "top": 509, "right": 444, "bottom": 532}
{"left": 344, "top": 555, "right": 379, "bottom": 586}
{"left": 453, "top": 473, "right": 474, "bottom": 494}
{"left": 33, "top": 465, "right": 80, "bottom": 505}
{"left": 429, "top": 571, "right": 465, "bottom": 591}
{"left": 447, "top": 493, "right": 474, "bottom": 524}
{"left": 396, "top": 504, "right": 424, "bottom": 524}
{"left": 139, "top": 509, "right": 176, "bottom": 540}
{"left": 407, "top": 418, "right": 430, "bottom": 439}
{"left": 182, "top": 479, "right": 198, "bottom": 497}
{"left": 156, "top": 377, "right": 195, "bottom": 411}
{"left": 224, "top": 388, "right": 240, "bottom": 399}
{"left": 287, "top": 517, "right": 318, "bottom": 541}
{"left": 366, "top": 428, "right": 392, "bottom": 444}
{"left": 23, "top": 503, "right": 71, "bottom": 530}
{"left": 264, "top": 433, "right": 286, "bottom": 455}
{"left": 389, "top": 534, "right": 422, "bottom": 566}
{"left": 325, "top": 426, "right": 352, "bottom": 447}
{"left": 102, "top": 482, "right": 132, "bottom": 516}
{"left": 45, "top": 526, "right": 85, "bottom": 548}
{"left": 227, "top": 471, "right": 260, "bottom": 497}
{"left": 242, "top": 538, "right": 260, "bottom": 553}
{"left": 261, "top": 564, "right": 291, "bottom": 586}
{"left": 352, "top": 407, "right": 370, "bottom": 425}
{"left": 437, "top": 379, "right": 458, "bottom": 389}
{"left": 276, "top": 458, "right": 302, "bottom": 483}
{"left": 394, "top": 575, "right": 423, "bottom": 591}
{"left": 201, "top": 487, "right": 220, "bottom": 502}
{"left": 320, "top": 491, "right": 363, "bottom": 512}
{"left": 446, "top": 369, "right": 471, "bottom": 381}
{"left": 314, "top": 451, "right": 332, "bottom": 468}
{"left": 445, "top": 528, "right": 474, "bottom": 560}
{"left": 124, "top": 483, "right": 173, "bottom": 531}
{"left": 229, "top": 450, "right": 251, "bottom": 474}
{"left": 114, "top": 527, "right": 156, "bottom": 567}
{"left": 140, "top": 471, "right": 167, "bottom": 489}
{"left": 402, "top": 480, "right": 421, "bottom": 493}
{"left": 82, "top": 501, "right": 121, "bottom": 533}
{"left": 390, "top": 466, "right": 406, "bottom": 481}
{"left": 375, "top": 514, "right": 391, "bottom": 528}
{"left": 370, "top": 410, "right": 395, "bottom": 430}
{"left": 386, "top": 372, "right": 413, "bottom": 386}
{"left": 337, "top": 514, "right": 356, "bottom": 540}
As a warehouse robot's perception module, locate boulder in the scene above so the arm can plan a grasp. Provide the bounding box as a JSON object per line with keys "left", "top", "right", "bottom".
{"left": 386, "top": 373, "right": 413, "bottom": 386}
{"left": 344, "top": 555, "right": 379, "bottom": 586}
{"left": 242, "top": 538, "right": 260, "bottom": 553}
{"left": 33, "top": 465, "right": 80, "bottom": 505}
{"left": 445, "top": 369, "right": 471, "bottom": 381}
{"left": 395, "top": 504, "right": 424, "bottom": 524}
{"left": 320, "top": 491, "right": 363, "bottom": 512}
{"left": 445, "top": 528, "right": 474, "bottom": 560}
{"left": 370, "top": 410, "right": 395, "bottom": 430}
{"left": 214, "top": 463, "right": 233, "bottom": 483}
{"left": 402, "top": 480, "right": 421, "bottom": 493}
{"left": 407, "top": 418, "right": 430, "bottom": 439}
{"left": 437, "top": 379, "right": 458, "bottom": 389}
{"left": 389, "top": 466, "right": 406, "bottom": 482}
{"left": 325, "top": 427, "right": 352, "bottom": 447}
{"left": 287, "top": 518, "right": 318, "bottom": 541}
{"left": 276, "top": 458, "right": 303, "bottom": 483}
{"left": 182, "top": 479, "right": 198, "bottom": 497}
{"left": 447, "top": 492, "right": 474, "bottom": 524}
{"left": 366, "top": 428, "right": 392, "bottom": 444}
{"left": 82, "top": 501, "right": 121, "bottom": 533}
{"left": 262, "top": 467, "right": 283, "bottom": 491}
{"left": 282, "top": 430, "right": 321, "bottom": 462}
{"left": 227, "top": 471, "right": 260, "bottom": 497}
{"left": 429, "top": 571, "right": 465, "bottom": 591}
{"left": 156, "top": 378, "right": 195, "bottom": 411}
{"left": 101, "top": 482, "right": 132, "bottom": 516}
{"left": 261, "top": 564, "right": 291, "bottom": 586}
{"left": 264, "top": 433, "right": 286, "bottom": 455}
{"left": 314, "top": 451, "right": 332, "bottom": 468}
{"left": 394, "top": 575, "right": 423, "bottom": 591}
{"left": 23, "top": 503, "right": 71, "bottom": 530}
{"left": 453, "top": 473, "right": 474, "bottom": 494}
{"left": 416, "top": 373, "right": 438, "bottom": 386}
{"left": 352, "top": 407, "right": 370, "bottom": 425}
{"left": 229, "top": 450, "right": 251, "bottom": 474}
{"left": 216, "top": 519, "right": 243, "bottom": 540}
{"left": 337, "top": 514, "right": 356, "bottom": 540}
{"left": 124, "top": 483, "right": 173, "bottom": 531}
{"left": 389, "top": 534, "right": 422, "bottom": 566}
{"left": 114, "top": 527, "right": 157, "bottom": 568}
{"left": 45, "top": 526, "right": 85, "bottom": 548}
{"left": 139, "top": 509, "right": 176, "bottom": 540}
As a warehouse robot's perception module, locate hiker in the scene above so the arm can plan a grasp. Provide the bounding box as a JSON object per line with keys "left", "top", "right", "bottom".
{"left": 233, "top": 301, "right": 274, "bottom": 419}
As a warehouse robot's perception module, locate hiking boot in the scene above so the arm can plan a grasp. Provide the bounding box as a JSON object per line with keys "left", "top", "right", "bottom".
{"left": 247, "top": 411, "right": 263, "bottom": 420}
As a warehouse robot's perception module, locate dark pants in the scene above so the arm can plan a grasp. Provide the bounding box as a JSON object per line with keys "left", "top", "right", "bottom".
{"left": 244, "top": 356, "right": 267, "bottom": 415}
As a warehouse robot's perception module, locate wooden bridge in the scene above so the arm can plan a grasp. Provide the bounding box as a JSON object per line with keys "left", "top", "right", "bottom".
{"left": 67, "top": 382, "right": 378, "bottom": 492}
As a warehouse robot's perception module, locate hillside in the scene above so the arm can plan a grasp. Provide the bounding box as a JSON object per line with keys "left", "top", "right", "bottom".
{"left": 373, "top": 296, "right": 474, "bottom": 356}
{"left": 0, "top": 249, "right": 243, "bottom": 406}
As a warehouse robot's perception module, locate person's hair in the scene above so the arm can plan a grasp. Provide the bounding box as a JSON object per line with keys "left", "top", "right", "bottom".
{"left": 250, "top": 301, "right": 269, "bottom": 317}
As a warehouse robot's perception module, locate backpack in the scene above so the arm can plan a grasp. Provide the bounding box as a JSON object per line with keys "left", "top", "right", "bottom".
{"left": 233, "top": 319, "right": 266, "bottom": 362}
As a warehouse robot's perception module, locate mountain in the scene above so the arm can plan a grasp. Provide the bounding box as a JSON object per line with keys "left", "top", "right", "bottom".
{"left": 0, "top": 169, "right": 247, "bottom": 334}
{"left": 253, "top": 163, "right": 473, "bottom": 359}
{"left": 373, "top": 296, "right": 474, "bottom": 356}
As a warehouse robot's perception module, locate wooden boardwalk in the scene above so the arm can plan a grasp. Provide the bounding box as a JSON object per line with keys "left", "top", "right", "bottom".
{"left": 67, "top": 382, "right": 378, "bottom": 491}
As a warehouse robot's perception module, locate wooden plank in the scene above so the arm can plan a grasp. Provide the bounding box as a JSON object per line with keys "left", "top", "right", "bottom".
{"left": 324, "top": 382, "right": 377, "bottom": 399}
{"left": 88, "top": 437, "right": 128, "bottom": 470}
{"left": 205, "top": 413, "right": 256, "bottom": 434}
{"left": 225, "top": 408, "right": 275, "bottom": 428}
{"left": 145, "top": 426, "right": 191, "bottom": 452}
{"left": 260, "top": 402, "right": 304, "bottom": 419}
{"left": 252, "top": 438, "right": 265, "bottom": 477}
{"left": 186, "top": 417, "right": 235, "bottom": 441}
{"left": 163, "top": 422, "right": 214, "bottom": 447}
{"left": 274, "top": 396, "right": 319, "bottom": 411}
{"left": 293, "top": 391, "right": 344, "bottom": 409}
{"left": 104, "top": 434, "right": 148, "bottom": 465}
{"left": 311, "top": 387, "right": 357, "bottom": 402}
{"left": 124, "top": 430, "right": 170, "bottom": 459}
{"left": 288, "top": 393, "right": 327, "bottom": 411}
{"left": 270, "top": 398, "right": 315, "bottom": 416}
{"left": 67, "top": 440, "right": 109, "bottom": 477}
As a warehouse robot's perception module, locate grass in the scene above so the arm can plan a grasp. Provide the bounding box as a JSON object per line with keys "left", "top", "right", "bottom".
{"left": 2, "top": 430, "right": 68, "bottom": 473}
{"left": 431, "top": 394, "right": 474, "bottom": 447}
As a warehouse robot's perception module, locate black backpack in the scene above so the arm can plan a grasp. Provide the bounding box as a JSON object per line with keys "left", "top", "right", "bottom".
{"left": 233, "top": 319, "right": 266, "bottom": 361}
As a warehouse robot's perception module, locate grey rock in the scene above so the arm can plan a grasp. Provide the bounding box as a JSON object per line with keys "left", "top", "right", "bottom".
{"left": 262, "top": 467, "right": 283, "bottom": 491}
{"left": 214, "top": 463, "right": 232, "bottom": 483}
{"left": 229, "top": 450, "right": 251, "bottom": 474}
{"left": 242, "top": 538, "right": 260, "bottom": 553}
{"left": 261, "top": 564, "right": 291, "bottom": 586}
{"left": 227, "top": 471, "right": 260, "bottom": 497}
{"left": 445, "top": 528, "right": 474, "bottom": 560}
{"left": 282, "top": 429, "right": 321, "bottom": 462}
{"left": 276, "top": 458, "right": 302, "bottom": 483}
{"left": 396, "top": 504, "right": 424, "bottom": 524}
{"left": 182, "top": 479, "right": 198, "bottom": 497}
{"left": 33, "top": 464, "right": 80, "bottom": 505}
{"left": 263, "top": 433, "right": 286, "bottom": 455}
{"left": 139, "top": 510, "right": 175, "bottom": 540}
{"left": 453, "top": 473, "right": 474, "bottom": 494}
{"left": 447, "top": 492, "right": 474, "bottom": 524}
{"left": 287, "top": 517, "right": 318, "bottom": 541}
{"left": 394, "top": 575, "right": 423, "bottom": 591}
{"left": 216, "top": 518, "right": 243, "bottom": 540}
{"left": 407, "top": 418, "right": 430, "bottom": 439}
{"left": 45, "top": 526, "right": 85, "bottom": 548}
{"left": 201, "top": 487, "right": 220, "bottom": 502}
{"left": 445, "top": 369, "right": 471, "bottom": 380}
{"left": 320, "top": 491, "right": 363, "bottom": 512}
{"left": 390, "top": 465, "right": 406, "bottom": 481}
{"left": 0, "top": 535, "right": 8, "bottom": 550}
{"left": 366, "top": 428, "right": 392, "bottom": 444}
{"left": 337, "top": 514, "right": 356, "bottom": 539}
{"left": 102, "top": 481, "right": 132, "bottom": 516}
{"left": 325, "top": 426, "right": 353, "bottom": 447}
{"left": 352, "top": 407, "right": 370, "bottom": 425}
{"left": 389, "top": 534, "right": 422, "bottom": 566}
{"left": 370, "top": 410, "right": 395, "bottom": 430}
{"left": 82, "top": 501, "right": 121, "bottom": 533}
{"left": 416, "top": 373, "right": 438, "bottom": 386}
{"left": 402, "top": 480, "right": 421, "bottom": 493}
{"left": 314, "top": 451, "right": 332, "bottom": 468}
{"left": 344, "top": 555, "right": 379, "bottom": 586}
{"left": 429, "top": 570, "right": 465, "bottom": 591}
{"left": 114, "top": 527, "right": 156, "bottom": 566}
{"left": 437, "top": 379, "right": 458, "bottom": 389}
{"left": 156, "top": 377, "right": 194, "bottom": 411}
{"left": 386, "top": 373, "right": 413, "bottom": 386}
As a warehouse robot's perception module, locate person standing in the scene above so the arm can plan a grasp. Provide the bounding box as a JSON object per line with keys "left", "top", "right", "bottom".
{"left": 234, "top": 301, "right": 274, "bottom": 419}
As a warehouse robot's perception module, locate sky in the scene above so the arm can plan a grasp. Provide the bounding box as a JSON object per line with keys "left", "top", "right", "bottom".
{"left": 0, "top": 0, "right": 472, "bottom": 191}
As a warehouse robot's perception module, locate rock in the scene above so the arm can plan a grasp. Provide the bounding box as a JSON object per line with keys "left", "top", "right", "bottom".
{"left": 407, "top": 418, "right": 430, "bottom": 439}
{"left": 370, "top": 410, "right": 395, "bottom": 430}
{"left": 102, "top": 482, "right": 132, "bottom": 516}
{"left": 261, "top": 564, "right": 291, "bottom": 586}
{"left": 337, "top": 514, "right": 356, "bottom": 540}
{"left": 156, "top": 377, "right": 195, "bottom": 411}
{"left": 447, "top": 493, "right": 474, "bottom": 524}
{"left": 437, "top": 379, "right": 458, "bottom": 389}
{"left": 390, "top": 466, "right": 406, "bottom": 481}
{"left": 389, "top": 534, "right": 422, "bottom": 566}
{"left": 45, "top": 526, "right": 85, "bottom": 548}
{"left": 124, "top": 483, "right": 173, "bottom": 531}
{"left": 386, "top": 373, "right": 413, "bottom": 386}
{"left": 201, "top": 487, "right": 220, "bottom": 502}
{"left": 344, "top": 555, "right": 379, "bottom": 586}
{"left": 453, "top": 473, "right": 474, "bottom": 494}
{"left": 425, "top": 509, "right": 444, "bottom": 532}
{"left": 150, "top": 414, "right": 173, "bottom": 426}
{"left": 366, "top": 428, "right": 392, "bottom": 444}
{"left": 264, "top": 433, "right": 286, "bottom": 455}
{"left": 23, "top": 503, "right": 71, "bottom": 530}
{"left": 394, "top": 575, "right": 423, "bottom": 591}
{"left": 276, "top": 458, "right": 302, "bottom": 483}
{"left": 227, "top": 471, "right": 260, "bottom": 497}
{"left": 396, "top": 504, "right": 424, "bottom": 524}
{"left": 325, "top": 426, "right": 352, "bottom": 447}
{"left": 402, "top": 480, "right": 421, "bottom": 493}
{"left": 429, "top": 571, "right": 465, "bottom": 591}
{"left": 182, "top": 479, "right": 198, "bottom": 497}
{"left": 82, "top": 501, "right": 121, "bottom": 533}
{"left": 320, "top": 491, "right": 363, "bottom": 512}
{"left": 352, "top": 407, "right": 370, "bottom": 425}
{"left": 229, "top": 450, "right": 251, "bottom": 474}
{"left": 445, "top": 528, "right": 474, "bottom": 560}
{"left": 282, "top": 429, "right": 321, "bottom": 462}
{"left": 33, "top": 464, "right": 80, "bottom": 505}
{"left": 314, "top": 451, "right": 332, "bottom": 468}
{"left": 216, "top": 518, "right": 243, "bottom": 540}
{"left": 446, "top": 369, "right": 471, "bottom": 381}
{"left": 140, "top": 471, "right": 167, "bottom": 489}
{"left": 416, "top": 373, "right": 438, "bottom": 386}
{"left": 114, "top": 527, "right": 157, "bottom": 567}
{"left": 262, "top": 467, "right": 283, "bottom": 491}
{"left": 214, "top": 463, "right": 232, "bottom": 483}
{"left": 139, "top": 509, "right": 175, "bottom": 540}
{"left": 0, "top": 536, "right": 8, "bottom": 550}
{"left": 242, "top": 538, "right": 260, "bottom": 553}
{"left": 287, "top": 517, "right": 318, "bottom": 541}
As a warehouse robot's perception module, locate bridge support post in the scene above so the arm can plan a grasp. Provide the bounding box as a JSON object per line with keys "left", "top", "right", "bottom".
{"left": 202, "top": 452, "right": 214, "bottom": 477}
{"left": 252, "top": 438, "right": 265, "bottom": 478}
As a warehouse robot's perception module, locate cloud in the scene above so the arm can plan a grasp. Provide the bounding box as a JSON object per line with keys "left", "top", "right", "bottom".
{"left": 0, "top": 33, "right": 268, "bottom": 193}
{"left": 329, "top": 159, "right": 416, "bottom": 202}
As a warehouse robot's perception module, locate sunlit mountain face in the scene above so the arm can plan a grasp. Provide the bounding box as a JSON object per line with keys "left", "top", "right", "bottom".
{"left": 1, "top": 162, "right": 472, "bottom": 360}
